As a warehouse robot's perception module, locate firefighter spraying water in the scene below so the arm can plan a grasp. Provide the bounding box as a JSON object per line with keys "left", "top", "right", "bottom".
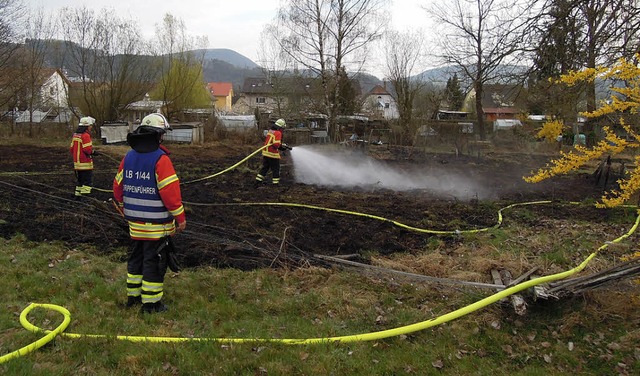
{"left": 255, "top": 118, "right": 292, "bottom": 187}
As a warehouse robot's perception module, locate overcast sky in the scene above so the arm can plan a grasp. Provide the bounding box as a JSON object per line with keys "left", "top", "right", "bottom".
{"left": 28, "top": 0, "right": 432, "bottom": 78}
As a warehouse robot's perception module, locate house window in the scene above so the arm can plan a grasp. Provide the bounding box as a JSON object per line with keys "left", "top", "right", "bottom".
{"left": 384, "top": 102, "right": 390, "bottom": 109}
{"left": 256, "top": 97, "right": 266, "bottom": 104}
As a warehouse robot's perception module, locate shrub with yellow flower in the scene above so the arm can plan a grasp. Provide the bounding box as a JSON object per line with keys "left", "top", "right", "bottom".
{"left": 524, "top": 56, "right": 640, "bottom": 208}
{"left": 536, "top": 119, "right": 565, "bottom": 144}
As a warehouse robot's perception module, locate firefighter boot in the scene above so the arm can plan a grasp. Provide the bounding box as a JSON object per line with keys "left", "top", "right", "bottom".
{"left": 141, "top": 301, "right": 168, "bottom": 314}
{"left": 126, "top": 296, "right": 142, "bottom": 308}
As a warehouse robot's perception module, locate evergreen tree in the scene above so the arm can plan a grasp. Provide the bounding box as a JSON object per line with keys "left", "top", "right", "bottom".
{"left": 335, "top": 66, "right": 359, "bottom": 116}
{"left": 528, "top": 0, "right": 583, "bottom": 119}
{"left": 445, "top": 74, "right": 464, "bottom": 111}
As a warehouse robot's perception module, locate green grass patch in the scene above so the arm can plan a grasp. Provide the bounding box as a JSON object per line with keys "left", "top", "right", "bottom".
{"left": 1, "top": 234, "right": 639, "bottom": 375}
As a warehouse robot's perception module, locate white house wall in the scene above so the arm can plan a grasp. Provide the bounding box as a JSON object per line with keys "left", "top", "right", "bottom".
{"left": 40, "top": 72, "right": 68, "bottom": 109}
{"left": 363, "top": 94, "right": 400, "bottom": 120}
{"left": 379, "top": 94, "right": 399, "bottom": 119}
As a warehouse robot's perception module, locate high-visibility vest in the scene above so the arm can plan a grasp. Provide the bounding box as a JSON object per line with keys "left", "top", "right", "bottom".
{"left": 121, "top": 149, "right": 172, "bottom": 224}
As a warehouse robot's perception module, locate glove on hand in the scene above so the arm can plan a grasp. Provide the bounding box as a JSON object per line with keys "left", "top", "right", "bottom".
{"left": 157, "top": 237, "right": 181, "bottom": 274}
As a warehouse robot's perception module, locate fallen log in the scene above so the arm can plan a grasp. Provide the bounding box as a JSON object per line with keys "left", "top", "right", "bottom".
{"left": 547, "top": 258, "right": 640, "bottom": 297}
{"left": 315, "top": 254, "right": 504, "bottom": 290}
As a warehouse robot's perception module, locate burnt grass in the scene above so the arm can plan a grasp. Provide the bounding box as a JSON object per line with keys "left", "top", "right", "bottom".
{"left": 0, "top": 143, "right": 621, "bottom": 271}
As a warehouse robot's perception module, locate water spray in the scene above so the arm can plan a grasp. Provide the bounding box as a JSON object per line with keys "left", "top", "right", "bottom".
{"left": 289, "top": 145, "right": 491, "bottom": 200}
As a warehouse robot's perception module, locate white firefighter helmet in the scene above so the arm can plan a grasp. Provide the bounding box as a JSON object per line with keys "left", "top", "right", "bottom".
{"left": 78, "top": 116, "right": 96, "bottom": 127}
{"left": 140, "top": 113, "right": 171, "bottom": 133}
{"left": 275, "top": 118, "right": 286, "bottom": 128}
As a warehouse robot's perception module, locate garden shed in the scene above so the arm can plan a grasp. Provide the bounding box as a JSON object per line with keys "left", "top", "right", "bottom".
{"left": 100, "top": 121, "right": 131, "bottom": 144}
{"left": 493, "top": 119, "right": 522, "bottom": 131}
{"left": 219, "top": 115, "right": 256, "bottom": 129}
{"left": 161, "top": 121, "right": 204, "bottom": 144}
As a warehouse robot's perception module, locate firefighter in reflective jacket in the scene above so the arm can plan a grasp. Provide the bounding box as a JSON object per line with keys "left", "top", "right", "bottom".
{"left": 113, "top": 113, "right": 186, "bottom": 314}
{"left": 255, "top": 118, "right": 288, "bottom": 186}
{"left": 70, "top": 116, "right": 95, "bottom": 197}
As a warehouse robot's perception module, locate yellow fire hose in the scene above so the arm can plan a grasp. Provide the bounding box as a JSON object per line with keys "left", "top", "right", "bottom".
{"left": 88, "top": 143, "right": 267, "bottom": 192}
{"left": 184, "top": 200, "right": 554, "bottom": 235}
{"left": 182, "top": 144, "right": 266, "bottom": 185}
{"left": 1, "top": 207, "right": 638, "bottom": 363}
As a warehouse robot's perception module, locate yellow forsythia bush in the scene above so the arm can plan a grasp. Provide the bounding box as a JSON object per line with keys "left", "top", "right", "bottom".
{"left": 524, "top": 55, "right": 640, "bottom": 208}
{"left": 536, "top": 119, "right": 565, "bottom": 143}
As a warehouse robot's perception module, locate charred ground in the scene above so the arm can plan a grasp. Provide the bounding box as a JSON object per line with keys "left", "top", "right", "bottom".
{"left": 0, "top": 143, "right": 621, "bottom": 270}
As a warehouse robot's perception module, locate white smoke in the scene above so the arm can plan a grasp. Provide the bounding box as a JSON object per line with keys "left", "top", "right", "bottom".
{"left": 290, "top": 145, "right": 491, "bottom": 200}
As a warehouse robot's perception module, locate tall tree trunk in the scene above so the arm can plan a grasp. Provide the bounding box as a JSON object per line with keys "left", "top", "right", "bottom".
{"left": 585, "top": 45, "right": 597, "bottom": 114}
{"left": 474, "top": 80, "right": 486, "bottom": 140}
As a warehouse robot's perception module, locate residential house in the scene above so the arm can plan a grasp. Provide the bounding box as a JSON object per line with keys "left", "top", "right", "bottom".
{"left": 463, "top": 84, "right": 526, "bottom": 122}
{"left": 233, "top": 77, "right": 279, "bottom": 115}
{"left": 207, "top": 82, "right": 233, "bottom": 112}
{"left": 123, "top": 93, "right": 168, "bottom": 124}
{"left": 38, "top": 68, "right": 70, "bottom": 110}
{"left": 10, "top": 68, "right": 74, "bottom": 123}
{"left": 361, "top": 84, "right": 399, "bottom": 120}
{"left": 233, "top": 76, "right": 321, "bottom": 116}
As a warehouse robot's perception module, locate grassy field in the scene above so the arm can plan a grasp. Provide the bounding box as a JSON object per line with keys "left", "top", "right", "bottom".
{"left": 0, "top": 228, "right": 639, "bottom": 375}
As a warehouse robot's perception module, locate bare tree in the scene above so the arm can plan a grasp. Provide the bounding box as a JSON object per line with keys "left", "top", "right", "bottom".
{"left": 272, "top": 0, "right": 388, "bottom": 140}
{"left": 414, "top": 82, "right": 447, "bottom": 121}
{"left": 257, "top": 25, "right": 295, "bottom": 118}
{"left": 57, "top": 6, "right": 156, "bottom": 128}
{"left": 571, "top": 0, "right": 640, "bottom": 113}
{"left": 383, "top": 29, "right": 425, "bottom": 143}
{"left": 0, "top": 0, "right": 24, "bottom": 67}
{"left": 152, "top": 13, "right": 210, "bottom": 121}
{"left": 427, "top": 0, "right": 531, "bottom": 140}
{"left": 18, "top": 8, "right": 56, "bottom": 135}
{"left": 0, "top": 0, "right": 26, "bottom": 113}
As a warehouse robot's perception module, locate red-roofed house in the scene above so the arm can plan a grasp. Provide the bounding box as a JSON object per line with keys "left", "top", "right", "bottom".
{"left": 462, "top": 84, "right": 526, "bottom": 122}
{"left": 207, "top": 82, "right": 234, "bottom": 112}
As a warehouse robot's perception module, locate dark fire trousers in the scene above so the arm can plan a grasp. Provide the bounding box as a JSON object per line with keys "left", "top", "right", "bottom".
{"left": 127, "top": 238, "right": 165, "bottom": 304}
{"left": 256, "top": 157, "right": 280, "bottom": 184}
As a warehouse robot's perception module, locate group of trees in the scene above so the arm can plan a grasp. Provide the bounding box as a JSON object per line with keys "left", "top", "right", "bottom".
{"left": 261, "top": 0, "right": 640, "bottom": 142}
{"left": 260, "top": 0, "right": 640, "bottom": 207}
{"left": 425, "top": 0, "right": 640, "bottom": 140}
{"left": 2, "top": 0, "right": 639, "bottom": 146}
{"left": 527, "top": 0, "right": 640, "bottom": 123}
{"left": 0, "top": 2, "right": 210, "bottom": 129}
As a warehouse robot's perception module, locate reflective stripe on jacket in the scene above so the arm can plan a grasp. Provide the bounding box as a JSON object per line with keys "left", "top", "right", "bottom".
{"left": 121, "top": 148, "right": 173, "bottom": 224}
{"left": 70, "top": 131, "right": 93, "bottom": 170}
{"left": 261, "top": 129, "right": 282, "bottom": 159}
